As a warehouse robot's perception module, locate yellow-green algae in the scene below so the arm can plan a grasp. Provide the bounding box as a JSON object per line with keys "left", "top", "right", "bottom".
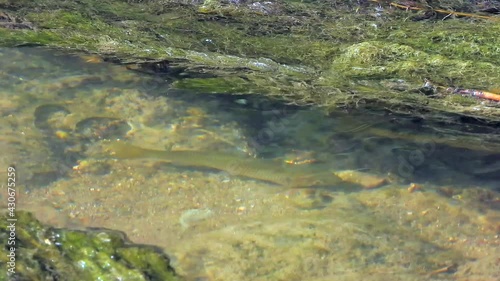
{"left": 0, "top": 211, "right": 179, "bottom": 281}
{"left": 1, "top": 1, "right": 499, "bottom": 123}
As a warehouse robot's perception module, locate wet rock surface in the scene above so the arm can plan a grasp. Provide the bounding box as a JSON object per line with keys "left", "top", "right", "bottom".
{"left": 0, "top": 211, "right": 179, "bottom": 281}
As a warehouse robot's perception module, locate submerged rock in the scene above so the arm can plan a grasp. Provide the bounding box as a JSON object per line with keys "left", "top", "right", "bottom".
{"left": 0, "top": 211, "right": 179, "bottom": 281}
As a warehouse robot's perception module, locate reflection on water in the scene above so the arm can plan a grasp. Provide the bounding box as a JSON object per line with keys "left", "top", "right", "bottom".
{"left": 0, "top": 47, "right": 499, "bottom": 280}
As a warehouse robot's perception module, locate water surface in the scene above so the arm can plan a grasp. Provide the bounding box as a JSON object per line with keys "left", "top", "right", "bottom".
{"left": 0, "top": 47, "right": 499, "bottom": 281}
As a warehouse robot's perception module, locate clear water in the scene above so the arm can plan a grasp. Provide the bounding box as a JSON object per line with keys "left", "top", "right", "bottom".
{"left": 1, "top": 47, "right": 499, "bottom": 280}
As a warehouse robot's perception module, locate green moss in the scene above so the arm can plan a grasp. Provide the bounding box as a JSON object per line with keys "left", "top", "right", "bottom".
{"left": 0, "top": 28, "right": 62, "bottom": 46}
{"left": 0, "top": 211, "right": 179, "bottom": 281}
{"left": 172, "top": 77, "right": 254, "bottom": 94}
{"left": 0, "top": 0, "right": 499, "bottom": 121}
{"left": 118, "top": 247, "right": 179, "bottom": 281}
{"left": 447, "top": 93, "right": 480, "bottom": 106}
{"left": 384, "top": 20, "right": 500, "bottom": 65}
{"left": 329, "top": 40, "right": 500, "bottom": 86}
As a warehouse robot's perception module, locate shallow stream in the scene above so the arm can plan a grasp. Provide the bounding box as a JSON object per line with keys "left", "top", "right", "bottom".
{"left": 0, "top": 47, "right": 499, "bottom": 281}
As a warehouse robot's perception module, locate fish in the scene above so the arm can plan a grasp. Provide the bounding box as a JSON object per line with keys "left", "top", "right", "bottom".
{"left": 105, "top": 141, "right": 386, "bottom": 189}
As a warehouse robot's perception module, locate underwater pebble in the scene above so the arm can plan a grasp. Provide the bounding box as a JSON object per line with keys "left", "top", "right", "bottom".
{"left": 179, "top": 208, "right": 214, "bottom": 229}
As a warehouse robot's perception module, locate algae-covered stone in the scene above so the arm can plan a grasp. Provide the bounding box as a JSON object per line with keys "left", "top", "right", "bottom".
{"left": 0, "top": 211, "right": 179, "bottom": 281}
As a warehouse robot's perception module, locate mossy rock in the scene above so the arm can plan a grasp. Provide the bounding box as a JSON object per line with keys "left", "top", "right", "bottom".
{"left": 1, "top": 0, "right": 499, "bottom": 122}
{"left": 0, "top": 211, "right": 179, "bottom": 281}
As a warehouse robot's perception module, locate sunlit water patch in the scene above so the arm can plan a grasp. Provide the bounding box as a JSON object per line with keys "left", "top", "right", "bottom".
{"left": 0, "top": 47, "right": 499, "bottom": 281}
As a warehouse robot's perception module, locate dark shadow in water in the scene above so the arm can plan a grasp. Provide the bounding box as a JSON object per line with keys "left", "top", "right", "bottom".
{"left": 7, "top": 47, "right": 499, "bottom": 192}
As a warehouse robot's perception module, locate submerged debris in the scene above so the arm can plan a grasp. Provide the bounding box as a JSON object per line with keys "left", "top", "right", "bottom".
{"left": 0, "top": 11, "right": 34, "bottom": 30}
{"left": 179, "top": 208, "right": 214, "bottom": 229}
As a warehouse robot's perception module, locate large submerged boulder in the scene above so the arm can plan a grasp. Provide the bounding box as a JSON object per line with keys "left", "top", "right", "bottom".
{"left": 0, "top": 211, "right": 179, "bottom": 281}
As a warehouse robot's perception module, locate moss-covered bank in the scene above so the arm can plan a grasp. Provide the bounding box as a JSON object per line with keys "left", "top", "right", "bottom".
{"left": 1, "top": 0, "right": 499, "bottom": 122}
{"left": 0, "top": 211, "right": 179, "bottom": 281}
